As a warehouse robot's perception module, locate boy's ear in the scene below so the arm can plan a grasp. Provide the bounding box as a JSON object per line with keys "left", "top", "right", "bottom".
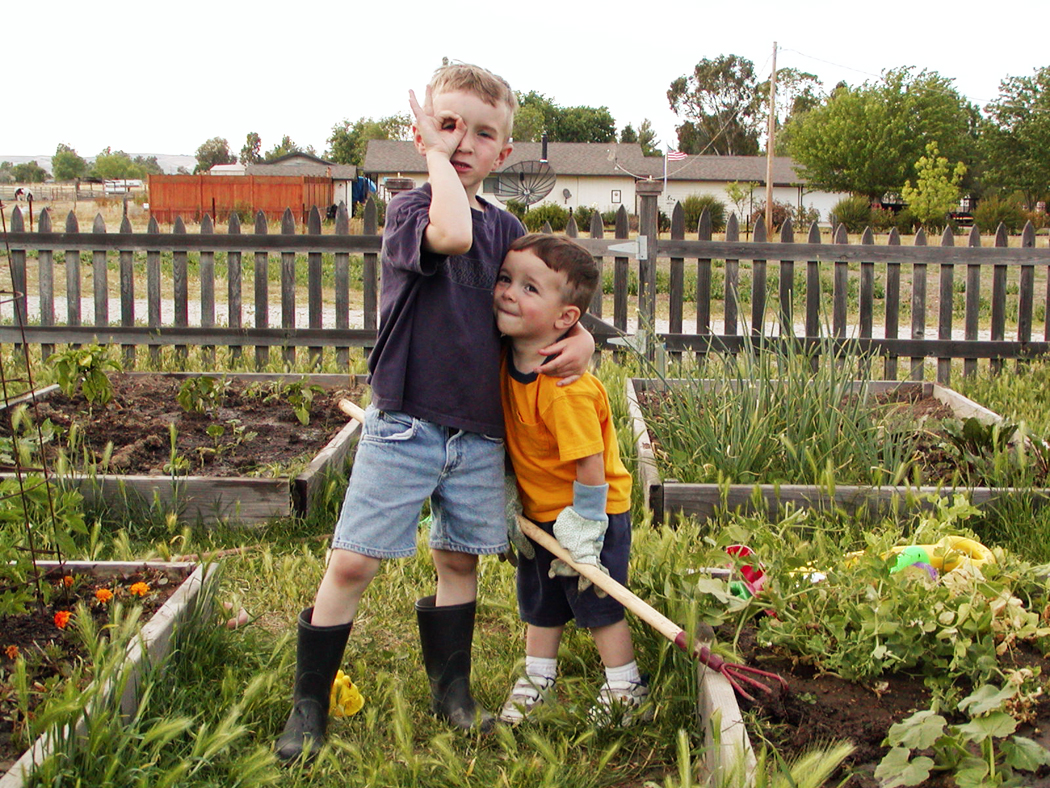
{"left": 412, "top": 125, "right": 427, "bottom": 156}
{"left": 493, "top": 140, "right": 513, "bottom": 170}
{"left": 555, "top": 304, "right": 581, "bottom": 331}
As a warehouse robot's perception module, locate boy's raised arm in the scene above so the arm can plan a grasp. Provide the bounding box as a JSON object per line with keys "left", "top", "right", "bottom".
{"left": 409, "top": 87, "right": 473, "bottom": 255}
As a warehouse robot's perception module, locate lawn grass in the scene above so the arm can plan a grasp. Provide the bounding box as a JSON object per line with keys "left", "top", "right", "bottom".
{"left": 9, "top": 347, "right": 1050, "bottom": 786}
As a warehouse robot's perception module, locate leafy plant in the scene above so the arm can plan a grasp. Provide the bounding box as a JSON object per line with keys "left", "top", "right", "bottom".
{"left": 831, "top": 195, "right": 873, "bottom": 233}
{"left": 176, "top": 375, "right": 229, "bottom": 415}
{"left": 680, "top": 193, "right": 727, "bottom": 232}
{"left": 47, "top": 345, "right": 121, "bottom": 407}
{"left": 876, "top": 683, "right": 1050, "bottom": 787}
{"left": 258, "top": 378, "right": 323, "bottom": 425}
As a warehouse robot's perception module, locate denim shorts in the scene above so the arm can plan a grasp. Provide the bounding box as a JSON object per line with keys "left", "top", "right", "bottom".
{"left": 331, "top": 407, "right": 508, "bottom": 559}
{"left": 516, "top": 511, "right": 631, "bottom": 629}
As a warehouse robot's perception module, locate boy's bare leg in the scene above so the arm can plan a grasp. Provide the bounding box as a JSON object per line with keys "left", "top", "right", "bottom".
{"left": 525, "top": 624, "right": 565, "bottom": 659}
{"left": 590, "top": 620, "right": 636, "bottom": 669}
{"left": 431, "top": 548, "right": 478, "bottom": 605}
{"left": 311, "top": 549, "right": 381, "bottom": 627}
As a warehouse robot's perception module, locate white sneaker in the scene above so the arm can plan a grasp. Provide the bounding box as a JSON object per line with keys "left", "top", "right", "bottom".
{"left": 498, "top": 675, "right": 555, "bottom": 724}
{"left": 590, "top": 678, "right": 652, "bottom": 727}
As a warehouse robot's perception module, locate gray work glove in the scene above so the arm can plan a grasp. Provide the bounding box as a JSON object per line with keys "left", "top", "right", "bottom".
{"left": 500, "top": 475, "right": 535, "bottom": 565}
{"left": 549, "top": 482, "right": 609, "bottom": 596}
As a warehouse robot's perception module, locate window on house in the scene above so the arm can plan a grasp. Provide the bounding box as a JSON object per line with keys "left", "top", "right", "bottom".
{"left": 611, "top": 190, "right": 621, "bottom": 203}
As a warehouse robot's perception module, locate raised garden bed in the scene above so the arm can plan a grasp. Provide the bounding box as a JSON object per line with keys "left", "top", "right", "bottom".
{"left": 0, "top": 372, "right": 366, "bottom": 525}
{"left": 0, "top": 559, "right": 218, "bottom": 788}
{"left": 628, "top": 378, "right": 1037, "bottom": 524}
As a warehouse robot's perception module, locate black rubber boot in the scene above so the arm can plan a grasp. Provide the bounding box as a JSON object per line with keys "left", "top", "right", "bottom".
{"left": 275, "top": 607, "right": 352, "bottom": 763}
{"left": 415, "top": 595, "right": 495, "bottom": 733}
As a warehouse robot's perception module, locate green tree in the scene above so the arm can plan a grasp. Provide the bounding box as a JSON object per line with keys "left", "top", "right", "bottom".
{"left": 326, "top": 115, "right": 410, "bottom": 166}
{"left": 788, "top": 67, "right": 975, "bottom": 201}
{"left": 91, "top": 149, "right": 146, "bottom": 180}
{"left": 52, "top": 143, "right": 88, "bottom": 181}
{"left": 194, "top": 137, "right": 236, "bottom": 174}
{"left": 515, "top": 91, "right": 616, "bottom": 143}
{"left": 240, "top": 132, "right": 262, "bottom": 166}
{"left": 901, "top": 141, "right": 966, "bottom": 228}
{"left": 11, "top": 161, "right": 48, "bottom": 183}
{"left": 637, "top": 119, "right": 660, "bottom": 156}
{"left": 133, "top": 155, "right": 164, "bottom": 176}
{"left": 619, "top": 124, "right": 637, "bottom": 143}
{"left": 756, "top": 68, "right": 825, "bottom": 154}
{"left": 667, "top": 54, "right": 761, "bottom": 155}
{"left": 264, "top": 135, "right": 305, "bottom": 162}
{"left": 981, "top": 66, "right": 1050, "bottom": 209}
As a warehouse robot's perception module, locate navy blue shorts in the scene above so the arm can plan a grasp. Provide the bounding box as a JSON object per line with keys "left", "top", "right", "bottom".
{"left": 516, "top": 511, "right": 631, "bottom": 629}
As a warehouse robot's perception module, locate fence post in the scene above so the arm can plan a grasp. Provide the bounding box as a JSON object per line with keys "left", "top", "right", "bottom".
{"left": 724, "top": 213, "right": 740, "bottom": 338}
{"left": 147, "top": 216, "right": 162, "bottom": 366}
{"left": 173, "top": 217, "right": 189, "bottom": 363}
{"left": 227, "top": 213, "right": 243, "bottom": 364}
{"left": 635, "top": 179, "right": 662, "bottom": 350}
{"left": 199, "top": 213, "right": 216, "bottom": 367}
{"left": 119, "top": 214, "right": 136, "bottom": 369}
{"left": 778, "top": 218, "right": 795, "bottom": 339}
{"left": 910, "top": 228, "right": 928, "bottom": 381}
{"left": 9, "top": 209, "right": 27, "bottom": 339}
{"left": 307, "top": 206, "right": 323, "bottom": 368}
{"left": 990, "top": 224, "right": 1008, "bottom": 376}
{"left": 281, "top": 208, "right": 297, "bottom": 369}
{"left": 668, "top": 202, "right": 685, "bottom": 362}
{"left": 92, "top": 214, "right": 108, "bottom": 329}
{"left": 64, "top": 211, "right": 82, "bottom": 336}
{"left": 937, "top": 227, "right": 955, "bottom": 385}
{"left": 254, "top": 212, "right": 270, "bottom": 370}
{"left": 334, "top": 203, "right": 351, "bottom": 369}
{"left": 695, "top": 207, "right": 713, "bottom": 366}
{"left": 884, "top": 228, "right": 901, "bottom": 380}
{"left": 1017, "top": 221, "right": 1036, "bottom": 372}
{"left": 37, "top": 209, "right": 54, "bottom": 363}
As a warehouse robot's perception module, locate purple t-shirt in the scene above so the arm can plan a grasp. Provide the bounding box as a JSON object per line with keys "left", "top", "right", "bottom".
{"left": 367, "top": 184, "right": 524, "bottom": 436}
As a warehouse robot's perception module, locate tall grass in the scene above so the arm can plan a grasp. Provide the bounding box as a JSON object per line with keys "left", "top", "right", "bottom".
{"left": 639, "top": 340, "right": 922, "bottom": 486}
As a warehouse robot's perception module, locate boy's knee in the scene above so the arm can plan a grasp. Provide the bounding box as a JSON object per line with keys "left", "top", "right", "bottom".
{"left": 433, "top": 549, "right": 478, "bottom": 576}
{"left": 326, "top": 549, "right": 381, "bottom": 587}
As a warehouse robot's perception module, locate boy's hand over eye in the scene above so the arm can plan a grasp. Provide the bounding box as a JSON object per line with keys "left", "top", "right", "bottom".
{"left": 409, "top": 86, "right": 465, "bottom": 159}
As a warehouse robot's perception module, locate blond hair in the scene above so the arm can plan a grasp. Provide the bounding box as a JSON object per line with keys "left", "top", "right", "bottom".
{"left": 429, "top": 62, "right": 517, "bottom": 134}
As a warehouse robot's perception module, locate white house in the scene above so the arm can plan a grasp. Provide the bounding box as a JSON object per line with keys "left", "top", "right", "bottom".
{"left": 363, "top": 140, "right": 847, "bottom": 222}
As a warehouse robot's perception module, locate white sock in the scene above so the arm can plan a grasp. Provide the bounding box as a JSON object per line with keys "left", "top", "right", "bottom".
{"left": 525, "top": 655, "right": 558, "bottom": 682}
{"left": 605, "top": 660, "right": 641, "bottom": 685}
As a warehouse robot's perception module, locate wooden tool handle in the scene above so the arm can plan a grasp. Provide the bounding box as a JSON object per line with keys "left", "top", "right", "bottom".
{"left": 339, "top": 398, "right": 367, "bottom": 423}
{"left": 515, "top": 514, "right": 696, "bottom": 655}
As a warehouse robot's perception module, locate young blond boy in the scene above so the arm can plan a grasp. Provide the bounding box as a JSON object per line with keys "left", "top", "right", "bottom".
{"left": 275, "top": 65, "right": 594, "bottom": 762}
{"left": 495, "top": 234, "right": 648, "bottom": 725}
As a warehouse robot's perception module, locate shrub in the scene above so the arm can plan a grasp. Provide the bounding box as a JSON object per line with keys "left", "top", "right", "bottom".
{"left": 894, "top": 207, "right": 919, "bottom": 234}
{"left": 831, "top": 195, "right": 872, "bottom": 233}
{"left": 680, "top": 193, "right": 727, "bottom": 233}
{"left": 522, "top": 203, "right": 569, "bottom": 232}
{"left": 792, "top": 203, "right": 820, "bottom": 230}
{"left": 503, "top": 200, "right": 527, "bottom": 223}
{"left": 1024, "top": 210, "right": 1049, "bottom": 231}
{"left": 601, "top": 210, "right": 620, "bottom": 226}
{"left": 750, "top": 199, "right": 793, "bottom": 233}
{"left": 973, "top": 196, "right": 1026, "bottom": 234}
{"left": 869, "top": 207, "right": 897, "bottom": 233}
{"left": 571, "top": 205, "right": 596, "bottom": 231}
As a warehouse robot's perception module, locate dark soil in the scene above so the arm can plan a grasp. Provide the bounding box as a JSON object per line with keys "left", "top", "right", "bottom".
{"left": 5, "top": 374, "right": 366, "bottom": 477}
{"left": 729, "top": 623, "right": 1050, "bottom": 787}
{"left": 0, "top": 567, "right": 181, "bottom": 772}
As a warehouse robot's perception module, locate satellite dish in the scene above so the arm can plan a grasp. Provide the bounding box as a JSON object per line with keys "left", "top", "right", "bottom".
{"left": 562, "top": 188, "right": 572, "bottom": 201}
{"left": 491, "top": 160, "right": 556, "bottom": 206}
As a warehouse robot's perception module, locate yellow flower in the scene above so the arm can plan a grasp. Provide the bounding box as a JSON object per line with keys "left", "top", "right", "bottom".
{"left": 329, "top": 670, "right": 364, "bottom": 717}
{"left": 128, "top": 582, "right": 150, "bottom": 597}
{"left": 5, "top": 645, "right": 18, "bottom": 660}
{"left": 95, "top": 588, "right": 114, "bottom": 603}
{"left": 54, "top": 611, "right": 71, "bottom": 629}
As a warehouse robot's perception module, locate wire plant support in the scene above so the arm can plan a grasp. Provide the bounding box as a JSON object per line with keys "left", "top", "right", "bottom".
{"left": 0, "top": 201, "right": 67, "bottom": 603}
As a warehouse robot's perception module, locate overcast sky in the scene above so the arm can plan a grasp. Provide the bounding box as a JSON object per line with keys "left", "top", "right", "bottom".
{"left": 5, "top": 0, "right": 1047, "bottom": 161}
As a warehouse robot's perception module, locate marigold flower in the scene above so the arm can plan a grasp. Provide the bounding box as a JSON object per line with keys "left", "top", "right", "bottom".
{"left": 54, "top": 611, "right": 71, "bottom": 629}
{"left": 5, "top": 645, "right": 18, "bottom": 660}
{"left": 128, "top": 582, "right": 150, "bottom": 597}
{"left": 62, "top": 575, "right": 74, "bottom": 587}
{"left": 95, "top": 588, "right": 114, "bottom": 603}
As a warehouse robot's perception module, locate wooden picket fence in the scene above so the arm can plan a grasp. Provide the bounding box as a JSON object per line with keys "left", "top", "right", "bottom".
{"left": 2, "top": 192, "right": 1050, "bottom": 384}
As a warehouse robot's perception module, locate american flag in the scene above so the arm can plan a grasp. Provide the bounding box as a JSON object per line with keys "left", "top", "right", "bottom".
{"left": 666, "top": 149, "right": 687, "bottom": 161}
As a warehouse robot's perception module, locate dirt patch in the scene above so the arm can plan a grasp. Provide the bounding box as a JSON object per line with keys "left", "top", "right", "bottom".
{"left": 0, "top": 566, "right": 181, "bottom": 771}
{"left": 730, "top": 623, "right": 1050, "bottom": 787}
{"left": 4, "top": 374, "right": 366, "bottom": 477}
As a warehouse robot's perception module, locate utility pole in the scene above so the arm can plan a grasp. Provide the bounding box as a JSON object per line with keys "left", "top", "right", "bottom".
{"left": 765, "top": 42, "right": 777, "bottom": 237}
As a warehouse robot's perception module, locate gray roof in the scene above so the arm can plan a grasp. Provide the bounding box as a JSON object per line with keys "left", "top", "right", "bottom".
{"left": 246, "top": 162, "right": 357, "bottom": 179}
{"left": 363, "top": 140, "right": 804, "bottom": 185}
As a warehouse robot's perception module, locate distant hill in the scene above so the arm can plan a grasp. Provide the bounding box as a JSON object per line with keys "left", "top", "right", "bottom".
{"left": 0, "top": 153, "right": 197, "bottom": 175}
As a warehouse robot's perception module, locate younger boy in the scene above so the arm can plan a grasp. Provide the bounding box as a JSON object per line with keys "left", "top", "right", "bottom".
{"left": 275, "top": 64, "right": 594, "bottom": 763}
{"left": 494, "top": 234, "right": 648, "bottom": 726}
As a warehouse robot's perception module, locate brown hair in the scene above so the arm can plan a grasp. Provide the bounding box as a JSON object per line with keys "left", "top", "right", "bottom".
{"left": 508, "top": 233, "right": 599, "bottom": 314}
{"left": 429, "top": 62, "right": 517, "bottom": 134}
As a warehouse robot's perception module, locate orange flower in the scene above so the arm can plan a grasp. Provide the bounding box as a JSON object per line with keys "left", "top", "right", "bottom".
{"left": 95, "top": 588, "right": 114, "bottom": 603}
{"left": 5, "top": 645, "right": 18, "bottom": 660}
{"left": 54, "top": 611, "right": 71, "bottom": 629}
{"left": 128, "top": 582, "right": 150, "bottom": 597}
{"left": 62, "top": 575, "right": 74, "bottom": 587}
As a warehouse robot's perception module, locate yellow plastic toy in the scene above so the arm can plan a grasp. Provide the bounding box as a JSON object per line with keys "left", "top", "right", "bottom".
{"left": 846, "top": 535, "right": 994, "bottom": 576}
{"left": 329, "top": 669, "right": 365, "bottom": 717}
